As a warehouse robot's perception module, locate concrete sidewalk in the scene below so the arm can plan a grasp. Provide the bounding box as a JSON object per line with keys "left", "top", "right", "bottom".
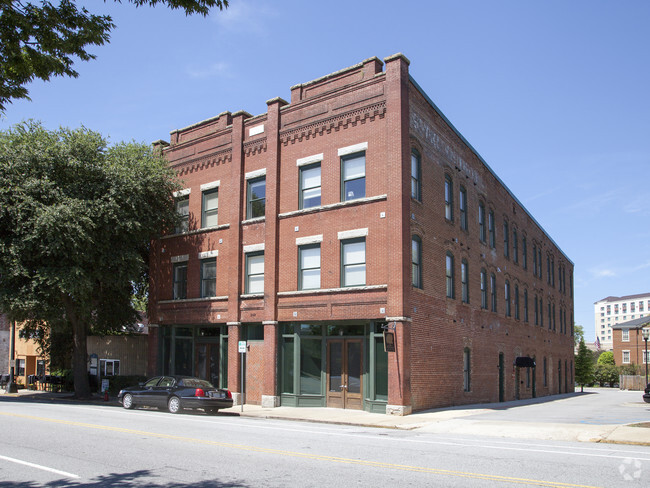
{"left": 220, "top": 402, "right": 650, "bottom": 447}
{"left": 3, "top": 388, "right": 649, "bottom": 447}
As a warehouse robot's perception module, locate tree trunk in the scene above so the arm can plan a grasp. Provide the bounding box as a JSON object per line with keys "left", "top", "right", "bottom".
{"left": 64, "top": 296, "right": 91, "bottom": 399}
{"left": 71, "top": 318, "right": 91, "bottom": 398}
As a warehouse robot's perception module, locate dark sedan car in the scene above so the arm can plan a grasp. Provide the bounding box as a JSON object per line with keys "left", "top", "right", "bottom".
{"left": 118, "top": 376, "right": 233, "bottom": 414}
{"left": 644, "top": 383, "right": 650, "bottom": 404}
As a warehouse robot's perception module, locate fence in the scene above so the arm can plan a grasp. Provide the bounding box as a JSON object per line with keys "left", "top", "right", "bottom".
{"left": 619, "top": 375, "right": 647, "bottom": 390}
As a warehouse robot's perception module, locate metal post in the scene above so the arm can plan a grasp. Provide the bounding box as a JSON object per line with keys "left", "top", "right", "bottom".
{"left": 240, "top": 351, "right": 244, "bottom": 413}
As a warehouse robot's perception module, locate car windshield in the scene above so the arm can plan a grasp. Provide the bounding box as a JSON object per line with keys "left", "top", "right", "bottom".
{"left": 179, "top": 378, "right": 214, "bottom": 388}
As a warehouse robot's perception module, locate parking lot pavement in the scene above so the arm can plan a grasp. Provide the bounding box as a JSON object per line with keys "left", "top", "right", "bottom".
{"left": 4, "top": 387, "right": 649, "bottom": 445}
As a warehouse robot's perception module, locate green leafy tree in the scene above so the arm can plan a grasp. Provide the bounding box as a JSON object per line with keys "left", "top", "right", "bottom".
{"left": 594, "top": 363, "right": 619, "bottom": 387}
{"left": 597, "top": 351, "right": 615, "bottom": 366}
{"left": 0, "top": 121, "right": 180, "bottom": 398}
{"left": 574, "top": 338, "right": 594, "bottom": 392}
{"left": 573, "top": 324, "right": 584, "bottom": 347}
{"left": 0, "top": 0, "right": 229, "bottom": 111}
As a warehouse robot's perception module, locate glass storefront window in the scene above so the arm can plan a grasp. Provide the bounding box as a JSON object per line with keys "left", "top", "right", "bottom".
{"left": 174, "top": 338, "right": 193, "bottom": 376}
{"left": 327, "top": 324, "right": 364, "bottom": 336}
{"left": 198, "top": 327, "right": 220, "bottom": 337}
{"left": 374, "top": 336, "right": 388, "bottom": 401}
{"left": 282, "top": 337, "right": 294, "bottom": 394}
{"left": 175, "top": 327, "right": 193, "bottom": 337}
{"left": 300, "top": 338, "right": 322, "bottom": 395}
{"left": 299, "top": 324, "right": 323, "bottom": 336}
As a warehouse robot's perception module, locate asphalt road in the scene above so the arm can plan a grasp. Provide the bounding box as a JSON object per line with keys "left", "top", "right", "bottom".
{"left": 0, "top": 398, "right": 649, "bottom": 487}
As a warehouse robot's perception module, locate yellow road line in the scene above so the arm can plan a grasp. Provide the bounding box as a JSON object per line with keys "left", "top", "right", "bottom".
{"left": 0, "top": 411, "right": 602, "bottom": 488}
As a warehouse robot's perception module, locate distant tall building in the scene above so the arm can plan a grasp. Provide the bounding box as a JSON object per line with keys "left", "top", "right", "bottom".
{"left": 594, "top": 293, "right": 650, "bottom": 350}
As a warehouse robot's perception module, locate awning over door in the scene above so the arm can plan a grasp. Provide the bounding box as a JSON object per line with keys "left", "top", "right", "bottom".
{"left": 514, "top": 356, "right": 536, "bottom": 368}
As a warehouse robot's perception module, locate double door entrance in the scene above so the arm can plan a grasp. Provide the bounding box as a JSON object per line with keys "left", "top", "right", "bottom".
{"left": 326, "top": 339, "right": 362, "bottom": 409}
{"left": 195, "top": 342, "right": 220, "bottom": 387}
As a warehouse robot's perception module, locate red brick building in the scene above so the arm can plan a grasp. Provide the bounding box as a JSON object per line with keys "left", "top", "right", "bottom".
{"left": 612, "top": 316, "right": 650, "bottom": 368}
{"left": 148, "top": 54, "right": 575, "bottom": 415}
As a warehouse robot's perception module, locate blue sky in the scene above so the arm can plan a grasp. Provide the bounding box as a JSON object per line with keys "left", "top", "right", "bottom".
{"left": 2, "top": 0, "right": 649, "bottom": 341}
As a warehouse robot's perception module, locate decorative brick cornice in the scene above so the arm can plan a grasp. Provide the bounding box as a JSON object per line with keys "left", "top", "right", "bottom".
{"left": 280, "top": 101, "right": 386, "bottom": 146}
{"left": 243, "top": 137, "right": 267, "bottom": 156}
{"left": 171, "top": 148, "right": 232, "bottom": 177}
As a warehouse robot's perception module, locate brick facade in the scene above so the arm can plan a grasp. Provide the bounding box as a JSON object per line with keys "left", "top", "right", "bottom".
{"left": 149, "top": 54, "right": 575, "bottom": 414}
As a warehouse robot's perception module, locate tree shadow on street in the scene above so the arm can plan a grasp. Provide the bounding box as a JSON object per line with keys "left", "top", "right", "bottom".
{"left": 0, "top": 469, "right": 250, "bottom": 487}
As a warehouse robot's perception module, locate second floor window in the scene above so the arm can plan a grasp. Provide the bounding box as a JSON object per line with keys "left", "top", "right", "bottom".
{"left": 524, "top": 289, "right": 529, "bottom": 322}
{"left": 173, "top": 262, "right": 187, "bottom": 300}
{"left": 480, "top": 269, "right": 487, "bottom": 309}
{"left": 202, "top": 189, "right": 219, "bottom": 228}
{"left": 505, "top": 280, "right": 511, "bottom": 317}
{"left": 300, "top": 163, "right": 321, "bottom": 209}
{"left": 299, "top": 244, "right": 321, "bottom": 290}
{"left": 503, "top": 221, "right": 509, "bottom": 258}
{"left": 175, "top": 196, "right": 189, "bottom": 234}
{"left": 341, "top": 238, "right": 366, "bottom": 286}
{"left": 461, "top": 259, "right": 469, "bottom": 303}
{"left": 522, "top": 237, "right": 527, "bottom": 269}
{"left": 514, "top": 285, "right": 520, "bottom": 319}
{"left": 513, "top": 229, "right": 518, "bottom": 263}
{"left": 247, "top": 177, "right": 266, "bottom": 219}
{"left": 200, "top": 259, "right": 217, "bottom": 298}
{"left": 412, "top": 236, "right": 422, "bottom": 289}
{"left": 490, "top": 273, "right": 497, "bottom": 312}
{"left": 342, "top": 152, "right": 365, "bottom": 201}
{"left": 446, "top": 252, "right": 455, "bottom": 299}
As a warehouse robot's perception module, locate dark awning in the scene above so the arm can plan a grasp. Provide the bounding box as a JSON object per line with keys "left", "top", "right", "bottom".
{"left": 514, "top": 357, "right": 536, "bottom": 368}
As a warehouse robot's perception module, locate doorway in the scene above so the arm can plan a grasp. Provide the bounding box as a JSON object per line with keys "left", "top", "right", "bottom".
{"left": 326, "top": 339, "right": 363, "bottom": 409}
{"left": 195, "top": 343, "right": 220, "bottom": 386}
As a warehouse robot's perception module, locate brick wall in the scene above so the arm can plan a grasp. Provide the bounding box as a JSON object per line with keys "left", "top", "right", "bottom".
{"left": 149, "top": 54, "right": 574, "bottom": 412}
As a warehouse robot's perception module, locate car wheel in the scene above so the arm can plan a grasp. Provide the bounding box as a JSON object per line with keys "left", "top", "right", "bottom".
{"left": 122, "top": 393, "right": 134, "bottom": 410}
{"left": 168, "top": 396, "right": 182, "bottom": 414}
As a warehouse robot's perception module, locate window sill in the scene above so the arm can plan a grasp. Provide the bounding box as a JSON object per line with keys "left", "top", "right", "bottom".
{"left": 278, "top": 284, "right": 388, "bottom": 297}
{"left": 162, "top": 224, "right": 230, "bottom": 240}
{"left": 159, "top": 296, "right": 228, "bottom": 304}
{"left": 242, "top": 217, "right": 265, "bottom": 225}
{"left": 240, "top": 293, "right": 264, "bottom": 299}
{"left": 278, "top": 194, "right": 387, "bottom": 219}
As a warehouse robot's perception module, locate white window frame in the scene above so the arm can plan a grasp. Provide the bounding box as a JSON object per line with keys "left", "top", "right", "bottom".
{"left": 622, "top": 350, "right": 630, "bottom": 364}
